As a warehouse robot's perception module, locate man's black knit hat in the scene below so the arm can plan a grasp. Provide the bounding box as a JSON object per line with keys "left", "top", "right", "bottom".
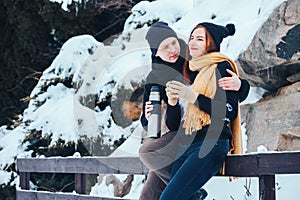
{"left": 198, "top": 22, "right": 235, "bottom": 50}
{"left": 145, "top": 21, "right": 178, "bottom": 56}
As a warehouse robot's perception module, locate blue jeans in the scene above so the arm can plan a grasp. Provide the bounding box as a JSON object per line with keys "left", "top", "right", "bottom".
{"left": 159, "top": 139, "right": 229, "bottom": 200}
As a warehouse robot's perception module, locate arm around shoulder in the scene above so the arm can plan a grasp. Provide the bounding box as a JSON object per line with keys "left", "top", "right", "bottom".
{"left": 238, "top": 79, "right": 250, "bottom": 103}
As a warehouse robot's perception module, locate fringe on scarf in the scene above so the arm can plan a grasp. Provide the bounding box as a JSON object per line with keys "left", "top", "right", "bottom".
{"left": 182, "top": 103, "right": 211, "bottom": 135}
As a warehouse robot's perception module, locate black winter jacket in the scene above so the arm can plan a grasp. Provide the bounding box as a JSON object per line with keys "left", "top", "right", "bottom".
{"left": 140, "top": 40, "right": 250, "bottom": 134}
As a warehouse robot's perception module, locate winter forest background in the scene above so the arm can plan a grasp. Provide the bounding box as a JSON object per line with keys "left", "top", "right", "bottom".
{"left": 0, "top": 0, "right": 299, "bottom": 199}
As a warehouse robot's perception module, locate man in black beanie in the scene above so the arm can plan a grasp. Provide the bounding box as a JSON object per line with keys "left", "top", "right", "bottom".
{"left": 145, "top": 21, "right": 178, "bottom": 57}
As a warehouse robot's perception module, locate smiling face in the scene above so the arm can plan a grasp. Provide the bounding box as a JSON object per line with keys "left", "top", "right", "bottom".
{"left": 188, "top": 27, "right": 207, "bottom": 58}
{"left": 155, "top": 37, "right": 180, "bottom": 63}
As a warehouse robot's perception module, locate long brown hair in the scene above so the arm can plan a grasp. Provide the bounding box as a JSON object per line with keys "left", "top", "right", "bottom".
{"left": 182, "top": 45, "right": 191, "bottom": 83}
{"left": 183, "top": 24, "right": 218, "bottom": 83}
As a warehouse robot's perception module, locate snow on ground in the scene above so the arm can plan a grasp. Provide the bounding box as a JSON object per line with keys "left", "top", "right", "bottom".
{"left": 1, "top": 0, "right": 299, "bottom": 199}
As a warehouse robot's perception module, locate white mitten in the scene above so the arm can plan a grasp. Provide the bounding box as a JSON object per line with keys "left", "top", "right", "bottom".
{"left": 166, "top": 81, "right": 198, "bottom": 103}
{"left": 165, "top": 86, "right": 178, "bottom": 106}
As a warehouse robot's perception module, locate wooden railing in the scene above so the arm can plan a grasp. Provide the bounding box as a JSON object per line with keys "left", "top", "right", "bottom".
{"left": 16, "top": 151, "right": 300, "bottom": 200}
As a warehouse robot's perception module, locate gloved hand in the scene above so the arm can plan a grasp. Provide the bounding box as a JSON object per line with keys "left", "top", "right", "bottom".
{"left": 165, "top": 86, "right": 178, "bottom": 106}
{"left": 166, "top": 81, "right": 198, "bottom": 103}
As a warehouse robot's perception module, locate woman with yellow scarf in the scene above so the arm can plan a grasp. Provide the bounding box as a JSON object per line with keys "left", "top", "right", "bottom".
{"left": 162, "top": 22, "right": 242, "bottom": 200}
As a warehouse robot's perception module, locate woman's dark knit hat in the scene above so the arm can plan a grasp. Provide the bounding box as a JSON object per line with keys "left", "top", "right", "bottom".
{"left": 145, "top": 21, "right": 178, "bottom": 56}
{"left": 198, "top": 22, "right": 235, "bottom": 50}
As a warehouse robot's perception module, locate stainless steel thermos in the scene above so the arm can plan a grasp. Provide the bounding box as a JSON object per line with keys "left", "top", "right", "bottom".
{"left": 147, "top": 86, "right": 161, "bottom": 138}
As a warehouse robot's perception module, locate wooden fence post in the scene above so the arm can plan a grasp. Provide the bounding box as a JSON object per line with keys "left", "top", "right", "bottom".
{"left": 259, "top": 175, "right": 275, "bottom": 200}
{"left": 19, "top": 172, "right": 30, "bottom": 190}
{"left": 75, "top": 173, "right": 87, "bottom": 194}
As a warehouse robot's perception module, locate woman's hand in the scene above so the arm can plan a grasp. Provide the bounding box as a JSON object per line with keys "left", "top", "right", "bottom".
{"left": 165, "top": 83, "right": 178, "bottom": 106}
{"left": 218, "top": 69, "right": 241, "bottom": 91}
{"left": 145, "top": 101, "right": 153, "bottom": 120}
{"left": 165, "top": 87, "right": 178, "bottom": 106}
{"left": 166, "top": 81, "right": 198, "bottom": 103}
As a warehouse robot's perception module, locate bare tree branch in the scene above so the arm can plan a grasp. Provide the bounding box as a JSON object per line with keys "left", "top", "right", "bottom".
{"left": 95, "top": 0, "right": 135, "bottom": 10}
{"left": 7, "top": 71, "right": 42, "bottom": 92}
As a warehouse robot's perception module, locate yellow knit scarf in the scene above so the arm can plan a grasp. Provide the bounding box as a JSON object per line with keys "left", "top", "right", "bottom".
{"left": 185, "top": 52, "right": 243, "bottom": 155}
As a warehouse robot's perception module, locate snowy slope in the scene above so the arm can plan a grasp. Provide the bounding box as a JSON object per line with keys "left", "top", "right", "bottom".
{"left": 1, "top": 0, "right": 299, "bottom": 199}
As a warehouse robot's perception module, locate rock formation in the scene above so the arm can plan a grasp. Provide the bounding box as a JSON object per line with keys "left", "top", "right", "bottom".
{"left": 241, "top": 82, "right": 300, "bottom": 152}
{"left": 236, "top": 0, "right": 300, "bottom": 92}
{"left": 237, "top": 0, "right": 300, "bottom": 152}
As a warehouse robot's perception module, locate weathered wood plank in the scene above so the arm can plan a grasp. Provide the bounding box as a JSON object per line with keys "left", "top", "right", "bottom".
{"left": 225, "top": 152, "right": 300, "bottom": 176}
{"left": 16, "top": 152, "right": 300, "bottom": 200}
{"left": 17, "top": 190, "right": 135, "bottom": 200}
{"left": 224, "top": 154, "right": 258, "bottom": 177}
{"left": 257, "top": 152, "right": 300, "bottom": 175}
{"left": 17, "top": 152, "right": 300, "bottom": 176}
{"left": 17, "top": 157, "right": 149, "bottom": 174}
